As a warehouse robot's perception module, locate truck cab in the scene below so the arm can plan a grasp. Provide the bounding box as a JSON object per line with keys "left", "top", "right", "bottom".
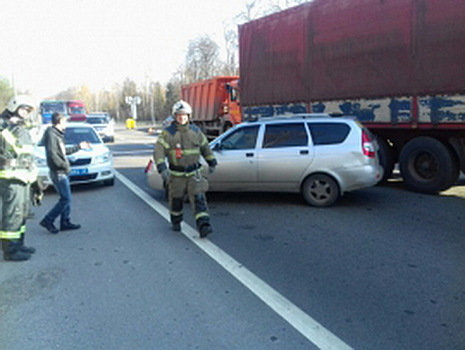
{"left": 181, "top": 76, "right": 241, "bottom": 137}
{"left": 39, "top": 101, "right": 67, "bottom": 124}
{"left": 67, "top": 100, "right": 87, "bottom": 122}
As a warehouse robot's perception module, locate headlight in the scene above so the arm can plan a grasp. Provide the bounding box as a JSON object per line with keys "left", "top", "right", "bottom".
{"left": 94, "top": 151, "right": 111, "bottom": 164}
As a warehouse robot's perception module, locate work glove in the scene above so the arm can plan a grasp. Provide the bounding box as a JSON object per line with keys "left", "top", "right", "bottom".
{"left": 209, "top": 166, "right": 216, "bottom": 174}
{"left": 160, "top": 169, "right": 170, "bottom": 182}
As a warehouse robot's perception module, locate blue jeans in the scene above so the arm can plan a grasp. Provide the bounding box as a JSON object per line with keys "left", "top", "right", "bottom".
{"left": 44, "top": 172, "right": 72, "bottom": 225}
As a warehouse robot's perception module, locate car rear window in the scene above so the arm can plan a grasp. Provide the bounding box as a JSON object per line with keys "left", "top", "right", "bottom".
{"left": 263, "top": 123, "right": 308, "bottom": 148}
{"left": 308, "top": 122, "right": 350, "bottom": 145}
{"left": 87, "top": 117, "right": 108, "bottom": 124}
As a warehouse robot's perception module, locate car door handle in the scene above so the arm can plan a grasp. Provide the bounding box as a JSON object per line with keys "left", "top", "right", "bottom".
{"left": 300, "top": 150, "right": 309, "bottom": 155}
{"left": 246, "top": 152, "right": 254, "bottom": 157}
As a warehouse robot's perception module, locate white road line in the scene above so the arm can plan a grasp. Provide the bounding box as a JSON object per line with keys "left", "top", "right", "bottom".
{"left": 115, "top": 170, "right": 353, "bottom": 350}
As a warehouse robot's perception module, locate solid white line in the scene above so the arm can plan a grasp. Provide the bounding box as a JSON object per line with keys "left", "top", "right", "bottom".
{"left": 115, "top": 170, "right": 353, "bottom": 350}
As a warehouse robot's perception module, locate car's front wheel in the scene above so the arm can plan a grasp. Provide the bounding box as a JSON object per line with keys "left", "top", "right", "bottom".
{"left": 103, "top": 177, "right": 115, "bottom": 186}
{"left": 302, "top": 174, "right": 340, "bottom": 207}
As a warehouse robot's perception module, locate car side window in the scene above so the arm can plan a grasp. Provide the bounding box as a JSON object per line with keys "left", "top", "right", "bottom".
{"left": 220, "top": 125, "right": 259, "bottom": 150}
{"left": 308, "top": 122, "right": 350, "bottom": 145}
{"left": 263, "top": 123, "right": 308, "bottom": 148}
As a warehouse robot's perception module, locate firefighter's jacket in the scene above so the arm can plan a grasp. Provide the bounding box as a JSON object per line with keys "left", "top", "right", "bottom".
{"left": 0, "top": 117, "right": 37, "bottom": 184}
{"left": 154, "top": 123, "right": 217, "bottom": 176}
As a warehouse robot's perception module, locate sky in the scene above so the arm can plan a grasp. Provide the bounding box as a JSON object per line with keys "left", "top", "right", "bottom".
{"left": 1, "top": 0, "right": 252, "bottom": 99}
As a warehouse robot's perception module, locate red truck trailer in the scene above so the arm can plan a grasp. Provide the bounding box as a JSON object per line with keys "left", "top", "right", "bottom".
{"left": 238, "top": 0, "right": 465, "bottom": 193}
{"left": 181, "top": 76, "right": 241, "bottom": 137}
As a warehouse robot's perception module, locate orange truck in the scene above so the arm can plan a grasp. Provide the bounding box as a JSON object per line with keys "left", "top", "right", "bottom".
{"left": 181, "top": 76, "right": 241, "bottom": 137}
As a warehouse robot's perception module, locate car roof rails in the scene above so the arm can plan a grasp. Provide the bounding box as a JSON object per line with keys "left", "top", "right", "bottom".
{"left": 329, "top": 112, "right": 344, "bottom": 117}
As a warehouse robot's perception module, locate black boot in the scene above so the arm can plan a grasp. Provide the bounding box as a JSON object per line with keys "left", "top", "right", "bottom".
{"left": 196, "top": 217, "right": 213, "bottom": 238}
{"left": 60, "top": 220, "right": 81, "bottom": 231}
{"left": 40, "top": 218, "right": 59, "bottom": 234}
{"left": 171, "top": 214, "right": 182, "bottom": 232}
{"left": 19, "top": 234, "right": 36, "bottom": 254}
{"left": 199, "top": 223, "right": 213, "bottom": 238}
{"left": 2, "top": 239, "right": 31, "bottom": 261}
{"left": 171, "top": 198, "right": 183, "bottom": 232}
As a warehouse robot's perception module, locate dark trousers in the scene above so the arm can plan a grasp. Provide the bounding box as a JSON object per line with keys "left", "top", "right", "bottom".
{"left": 168, "top": 174, "right": 210, "bottom": 229}
{"left": 43, "top": 172, "right": 72, "bottom": 225}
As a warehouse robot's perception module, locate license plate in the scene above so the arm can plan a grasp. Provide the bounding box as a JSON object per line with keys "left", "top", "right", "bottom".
{"left": 70, "top": 168, "right": 88, "bottom": 176}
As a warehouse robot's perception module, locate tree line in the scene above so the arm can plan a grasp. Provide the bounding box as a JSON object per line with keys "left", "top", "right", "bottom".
{"left": 0, "top": 0, "right": 308, "bottom": 124}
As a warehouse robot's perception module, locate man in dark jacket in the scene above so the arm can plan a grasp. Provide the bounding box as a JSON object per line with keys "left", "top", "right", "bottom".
{"left": 39, "top": 112, "right": 90, "bottom": 234}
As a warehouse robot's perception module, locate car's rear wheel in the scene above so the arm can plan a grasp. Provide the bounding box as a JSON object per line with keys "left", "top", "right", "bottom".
{"left": 377, "top": 137, "right": 395, "bottom": 182}
{"left": 302, "top": 174, "right": 340, "bottom": 207}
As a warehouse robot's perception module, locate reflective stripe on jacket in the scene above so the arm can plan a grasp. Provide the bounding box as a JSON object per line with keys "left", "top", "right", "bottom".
{"left": 154, "top": 123, "right": 216, "bottom": 174}
{"left": 0, "top": 123, "right": 37, "bottom": 184}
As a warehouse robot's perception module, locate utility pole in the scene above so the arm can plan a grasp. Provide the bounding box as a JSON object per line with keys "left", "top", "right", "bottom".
{"left": 150, "top": 83, "right": 155, "bottom": 126}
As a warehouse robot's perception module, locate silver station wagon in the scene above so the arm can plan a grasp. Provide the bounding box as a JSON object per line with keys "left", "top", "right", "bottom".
{"left": 147, "top": 114, "right": 384, "bottom": 206}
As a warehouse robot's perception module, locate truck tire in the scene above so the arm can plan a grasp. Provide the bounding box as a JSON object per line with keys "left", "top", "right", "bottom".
{"left": 377, "top": 137, "right": 395, "bottom": 182}
{"left": 302, "top": 174, "right": 340, "bottom": 207}
{"left": 399, "top": 137, "right": 459, "bottom": 193}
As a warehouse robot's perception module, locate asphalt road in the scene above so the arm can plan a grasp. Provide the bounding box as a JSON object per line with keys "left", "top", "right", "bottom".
{"left": 1, "top": 126, "right": 464, "bottom": 350}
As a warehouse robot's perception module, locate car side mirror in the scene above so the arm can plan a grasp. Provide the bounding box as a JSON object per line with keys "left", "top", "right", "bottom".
{"left": 212, "top": 142, "right": 222, "bottom": 151}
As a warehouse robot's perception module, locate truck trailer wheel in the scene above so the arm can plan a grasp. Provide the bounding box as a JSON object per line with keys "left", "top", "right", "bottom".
{"left": 399, "top": 137, "right": 459, "bottom": 193}
{"left": 302, "top": 174, "right": 340, "bottom": 207}
{"left": 377, "top": 137, "right": 395, "bottom": 182}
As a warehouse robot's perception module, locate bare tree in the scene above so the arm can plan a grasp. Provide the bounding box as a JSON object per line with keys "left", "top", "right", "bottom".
{"left": 265, "top": 0, "right": 310, "bottom": 14}
{"left": 235, "top": 0, "right": 265, "bottom": 23}
{"left": 221, "top": 25, "right": 239, "bottom": 76}
{"left": 236, "top": 0, "right": 311, "bottom": 23}
{"left": 164, "top": 79, "right": 182, "bottom": 117}
{"left": 0, "top": 77, "right": 14, "bottom": 111}
{"left": 184, "top": 35, "right": 220, "bottom": 83}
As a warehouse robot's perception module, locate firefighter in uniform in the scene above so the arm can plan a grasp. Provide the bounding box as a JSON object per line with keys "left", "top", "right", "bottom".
{"left": 0, "top": 95, "right": 40, "bottom": 261}
{"left": 154, "top": 100, "right": 217, "bottom": 238}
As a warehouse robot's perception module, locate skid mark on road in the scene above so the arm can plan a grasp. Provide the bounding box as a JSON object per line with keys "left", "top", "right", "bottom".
{"left": 116, "top": 170, "right": 353, "bottom": 350}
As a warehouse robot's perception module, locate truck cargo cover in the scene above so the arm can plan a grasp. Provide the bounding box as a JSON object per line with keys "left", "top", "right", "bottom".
{"left": 239, "top": 0, "right": 465, "bottom": 105}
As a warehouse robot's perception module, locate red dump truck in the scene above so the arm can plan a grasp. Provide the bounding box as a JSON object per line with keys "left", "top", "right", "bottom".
{"left": 181, "top": 76, "right": 241, "bottom": 137}
{"left": 238, "top": 0, "right": 465, "bottom": 193}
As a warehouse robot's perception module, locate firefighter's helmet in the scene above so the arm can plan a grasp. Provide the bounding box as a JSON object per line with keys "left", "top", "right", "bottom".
{"left": 172, "top": 100, "right": 192, "bottom": 116}
{"left": 6, "top": 95, "right": 35, "bottom": 114}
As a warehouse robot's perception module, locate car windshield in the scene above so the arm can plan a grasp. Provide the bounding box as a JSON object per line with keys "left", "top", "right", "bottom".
{"left": 41, "top": 102, "right": 66, "bottom": 114}
{"left": 68, "top": 107, "right": 85, "bottom": 114}
{"left": 65, "top": 127, "right": 101, "bottom": 145}
{"left": 87, "top": 117, "right": 107, "bottom": 124}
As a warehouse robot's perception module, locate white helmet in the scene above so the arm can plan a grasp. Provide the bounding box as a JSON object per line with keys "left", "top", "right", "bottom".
{"left": 6, "top": 95, "right": 35, "bottom": 114}
{"left": 172, "top": 100, "right": 192, "bottom": 116}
